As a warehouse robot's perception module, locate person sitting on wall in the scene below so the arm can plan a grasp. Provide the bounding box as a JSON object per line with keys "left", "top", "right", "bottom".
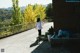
{"left": 57, "top": 29, "right": 70, "bottom": 38}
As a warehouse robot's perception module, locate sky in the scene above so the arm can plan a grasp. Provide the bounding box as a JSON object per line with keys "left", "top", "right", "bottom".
{"left": 0, "top": 0, "right": 52, "bottom": 8}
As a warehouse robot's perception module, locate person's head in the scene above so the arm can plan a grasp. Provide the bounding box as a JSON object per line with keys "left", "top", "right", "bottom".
{"left": 37, "top": 18, "right": 40, "bottom": 22}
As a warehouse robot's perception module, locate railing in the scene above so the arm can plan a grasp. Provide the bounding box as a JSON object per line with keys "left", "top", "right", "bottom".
{"left": 0, "top": 23, "right": 35, "bottom": 38}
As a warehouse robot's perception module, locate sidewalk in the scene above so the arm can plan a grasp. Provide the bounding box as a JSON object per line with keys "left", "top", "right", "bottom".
{"left": 0, "top": 22, "right": 53, "bottom": 53}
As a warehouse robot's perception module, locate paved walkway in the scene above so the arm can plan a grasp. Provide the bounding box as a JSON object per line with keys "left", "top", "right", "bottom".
{"left": 0, "top": 22, "right": 53, "bottom": 53}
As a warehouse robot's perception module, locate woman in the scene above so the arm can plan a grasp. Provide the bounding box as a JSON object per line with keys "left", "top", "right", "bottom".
{"left": 36, "top": 18, "right": 42, "bottom": 40}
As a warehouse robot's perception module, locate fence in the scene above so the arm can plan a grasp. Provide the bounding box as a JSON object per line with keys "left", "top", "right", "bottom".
{"left": 0, "top": 23, "right": 35, "bottom": 38}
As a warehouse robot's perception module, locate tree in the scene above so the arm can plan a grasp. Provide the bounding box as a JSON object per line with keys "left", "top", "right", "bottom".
{"left": 23, "top": 4, "right": 46, "bottom": 23}
{"left": 34, "top": 4, "right": 46, "bottom": 21}
{"left": 12, "top": 0, "right": 23, "bottom": 25}
{"left": 46, "top": 3, "right": 53, "bottom": 19}
{"left": 23, "top": 4, "right": 36, "bottom": 24}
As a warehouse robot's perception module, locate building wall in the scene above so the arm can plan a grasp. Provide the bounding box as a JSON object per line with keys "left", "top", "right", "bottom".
{"left": 52, "top": 0, "right": 80, "bottom": 33}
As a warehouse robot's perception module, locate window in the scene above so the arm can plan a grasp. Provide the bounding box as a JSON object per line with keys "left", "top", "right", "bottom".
{"left": 66, "top": 0, "right": 80, "bottom": 2}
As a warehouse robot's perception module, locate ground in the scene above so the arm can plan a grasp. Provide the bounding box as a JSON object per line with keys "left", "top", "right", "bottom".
{"left": 0, "top": 22, "right": 54, "bottom": 53}
{"left": 0, "top": 22, "right": 79, "bottom": 53}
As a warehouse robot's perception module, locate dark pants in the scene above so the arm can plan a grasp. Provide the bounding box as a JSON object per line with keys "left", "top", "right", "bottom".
{"left": 38, "top": 30, "right": 41, "bottom": 37}
{"left": 37, "top": 30, "right": 42, "bottom": 41}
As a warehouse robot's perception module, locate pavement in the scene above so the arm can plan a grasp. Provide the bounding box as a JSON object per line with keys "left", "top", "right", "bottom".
{"left": 0, "top": 22, "right": 53, "bottom": 53}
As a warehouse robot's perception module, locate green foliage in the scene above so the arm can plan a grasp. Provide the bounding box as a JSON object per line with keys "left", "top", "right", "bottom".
{"left": 23, "top": 4, "right": 46, "bottom": 23}
{"left": 12, "top": 0, "right": 23, "bottom": 25}
{"left": 0, "top": 9, "right": 12, "bottom": 21}
{"left": 0, "top": 1, "right": 36, "bottom": 38}
{"left": 0, "top": 1, "right": 47, "bottom": 38}
{"left": 46, "top": 3, "right": 53, "bottom": 19}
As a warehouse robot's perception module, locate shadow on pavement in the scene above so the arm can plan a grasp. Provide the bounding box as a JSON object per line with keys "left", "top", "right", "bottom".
{"left": 31, "top": 41, "right": 54, "bottom": 53}
{"left": 30, "top": 39, "right": 40, "bottom": 47}
{"left": 30, "top": 41, "right": 70, "bottom": 53}
{"left": 30, "top": 35, "right": 47, "bottom": 47}
{"left": 30, "top": 41, "right": 80, "bottom": 53}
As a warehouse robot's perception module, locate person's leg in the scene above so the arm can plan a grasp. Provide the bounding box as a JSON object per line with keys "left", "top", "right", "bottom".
{"left": 37, "top": 30, "right": 41, "bottom": 41}
{"left": 38, "top": 30, "right": 41, "bottom": 37}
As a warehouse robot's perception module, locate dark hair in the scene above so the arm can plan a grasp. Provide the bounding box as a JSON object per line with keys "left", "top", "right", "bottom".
{"left": 37, "top": 18, "right": 40, "bottom": 22}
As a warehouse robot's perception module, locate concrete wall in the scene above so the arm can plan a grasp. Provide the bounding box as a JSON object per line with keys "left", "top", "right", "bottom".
{"left": 52, "top": 0, "right": 80, "bottom": 33}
